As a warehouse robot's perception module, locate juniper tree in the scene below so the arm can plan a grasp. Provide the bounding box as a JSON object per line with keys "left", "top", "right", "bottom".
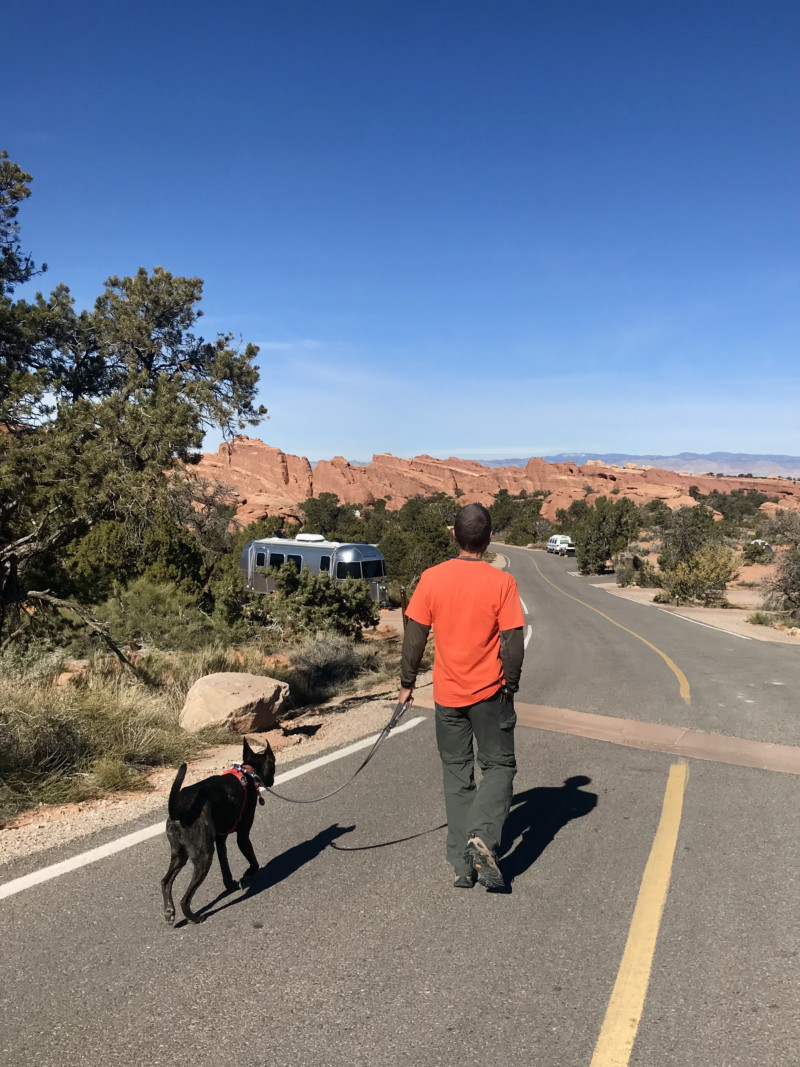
{"left": 0, "top": 152, "right": 266, "bottom": 649}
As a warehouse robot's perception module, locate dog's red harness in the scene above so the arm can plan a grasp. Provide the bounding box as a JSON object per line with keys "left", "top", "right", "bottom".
{"left": 222, "top": 763, "right": 261, "bottom": 834}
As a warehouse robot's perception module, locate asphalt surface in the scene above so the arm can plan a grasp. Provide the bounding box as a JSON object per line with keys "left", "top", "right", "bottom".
{"left": 1, "top": 548, "right": 798, "bottom": 1067}
{"left": 503, "top": 545, "right": 798, "bottom": 746}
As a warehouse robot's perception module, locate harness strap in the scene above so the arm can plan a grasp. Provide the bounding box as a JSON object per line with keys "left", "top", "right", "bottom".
{"left": 222, "top": 764, "right": 263, "bottom": 834}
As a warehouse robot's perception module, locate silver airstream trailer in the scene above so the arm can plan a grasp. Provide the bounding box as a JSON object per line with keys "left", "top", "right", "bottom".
{"left": 240, "top": 534, "right": 389, "bottom": 605}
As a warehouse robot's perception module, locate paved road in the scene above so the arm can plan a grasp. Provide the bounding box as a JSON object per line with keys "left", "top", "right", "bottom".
{"left": 503, "top": 545, "right": 798, "bottom": 745}
{"left": 1, "top": 549, "right": 797, "bottom": 1067}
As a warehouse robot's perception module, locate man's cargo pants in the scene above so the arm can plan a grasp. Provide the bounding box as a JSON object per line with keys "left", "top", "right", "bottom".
{"left": 434, "top": 688, "right": 517, "bottom": 877}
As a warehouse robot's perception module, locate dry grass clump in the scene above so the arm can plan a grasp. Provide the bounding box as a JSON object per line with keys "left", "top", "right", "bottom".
{"left": 0, "top": 677, "right": 201, "bottom": 822}
{"left": 0, "top": 634, "right": 404, "bottom": 823}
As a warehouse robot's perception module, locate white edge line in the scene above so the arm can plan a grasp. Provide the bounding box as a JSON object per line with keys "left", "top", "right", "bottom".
{"left": 657, "top": 608, "right": 752, "bottom": 641}
{"left": 519, "top": 596, "right": 528, "bottom": 614}
{"left": 0, "top": 716, "right": 427, "bottom": 902}
{"left": 524, "top": 624, "right": 533, "bottom": 648}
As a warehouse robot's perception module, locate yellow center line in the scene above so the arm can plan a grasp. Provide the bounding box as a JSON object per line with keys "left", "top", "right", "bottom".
{"left": 590, "top": 761, "right": 689, "bottom": 1067}
{"left": 531, "top": 557, "right": 691, "bottom": 704}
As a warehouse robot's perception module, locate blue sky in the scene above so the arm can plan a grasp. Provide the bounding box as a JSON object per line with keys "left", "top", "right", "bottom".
{"left": 5, "top": 0, "right": 798, "bottom": 461}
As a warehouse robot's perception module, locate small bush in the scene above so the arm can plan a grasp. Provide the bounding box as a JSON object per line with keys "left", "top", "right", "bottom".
{"left": 615, "top": 556, "right": 660, "bottom": 589}
{"left": 267, "top": 565, "right": 378, "bottom": 639}
{"left": 741, "top": 541, "right": 772, "bottom": 565}
{"left": 747, "top": 611, "right": 774, "bottom": 626}
{"left": 287, "top": 635, "right": 381, "bottom": 706}
{"left": 659, "top": 543, "right": 740, "bottom": 606}
{"left": 97, "top": 579, "right": 216, "bottom": 651}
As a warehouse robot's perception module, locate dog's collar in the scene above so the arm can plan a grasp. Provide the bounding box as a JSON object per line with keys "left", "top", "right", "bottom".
{"left": 232, "top": 762, "right": 265, "bottom": 789}
{"left": 229, "top": 762, "right": 269, "bottom": 805}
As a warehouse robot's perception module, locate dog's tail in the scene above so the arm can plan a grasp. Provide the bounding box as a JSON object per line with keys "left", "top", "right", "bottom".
{"left": 168, "top": 763, "right": 187, "bottom": 820}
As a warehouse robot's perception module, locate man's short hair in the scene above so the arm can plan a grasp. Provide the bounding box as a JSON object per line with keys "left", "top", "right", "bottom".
{"left": 454, "top": 503, "right": 492, "bottom": 553}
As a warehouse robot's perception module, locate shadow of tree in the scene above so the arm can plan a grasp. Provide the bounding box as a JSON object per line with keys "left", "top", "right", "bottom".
{"left": 499, "top": 775, "right": 598, "bottom": 885}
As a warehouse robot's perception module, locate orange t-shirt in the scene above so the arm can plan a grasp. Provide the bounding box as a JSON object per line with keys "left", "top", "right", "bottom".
{"left": 405, "top": 558, "right": 524, "bottom": 708}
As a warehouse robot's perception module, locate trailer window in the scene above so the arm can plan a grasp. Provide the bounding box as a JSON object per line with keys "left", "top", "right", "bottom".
{"left": 287, "top": 554, "right": 302, "bottom": 571}
{"left": 319, "top": 556, "right": 330, "bottom": 572}
{"left": 336, "top": 561, "right": 362, "bottom": 579}
{"left": 255, "top": 552, "right": 266, "bottom": 568}
{"left": 362, "top": 559, "right": 386, "bottom": 579}
{"left": 268, "top": 552, "right": 285, "bottom": 568}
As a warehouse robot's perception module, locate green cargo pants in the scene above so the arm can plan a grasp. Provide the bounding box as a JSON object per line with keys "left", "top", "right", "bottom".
{"left": 434, "top": 689, "right": 517, "bottom": 876}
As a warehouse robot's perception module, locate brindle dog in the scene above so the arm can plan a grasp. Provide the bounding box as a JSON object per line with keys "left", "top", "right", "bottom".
{"left": 161, "top": 737, "right": 275, "bottom": 925}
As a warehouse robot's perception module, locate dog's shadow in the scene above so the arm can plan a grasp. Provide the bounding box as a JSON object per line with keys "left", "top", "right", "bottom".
{"left": 187, "top": 823, "right": 355, "bottom": 924}
{"left": 498, "top": 775, "right": 598, "bottom": 887}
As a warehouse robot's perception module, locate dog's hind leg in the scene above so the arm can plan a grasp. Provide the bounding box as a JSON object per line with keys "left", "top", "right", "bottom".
{"left": 180, "top": 848, "right": 214, "bottom": 924}
{"left": 236, "top": 829, "right": 260, "bottom": 886}
{"left": 162, "top": 834, "right": 188, "bottom": 925}
{"left": 215, "top": 834, "right": 239, "bottom": 892}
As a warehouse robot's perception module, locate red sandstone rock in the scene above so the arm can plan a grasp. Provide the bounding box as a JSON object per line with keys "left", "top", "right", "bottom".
{"left": 192, "top": 436, "right": 798, "bottom": 528}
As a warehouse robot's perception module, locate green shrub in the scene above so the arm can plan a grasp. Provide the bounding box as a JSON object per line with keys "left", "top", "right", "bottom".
{"left": 741, "top": 541, "right": 772, "bottom": 565}
{"left": 575, "top": 496, "right": 640, "bottom": 575}
{"left": 268, "top": 564, "right": 378, "bottom": 639}
{"left": 747, "top": 611, "right": 773, "bottom": 626}
{"left": 659, "top": 543, "right": 740, "bottom": 606}
{"left": 96, "top": 579, "right": 216, "bottom": 651}
{"left": 615, "top": 556, "right": 660, "bottom": 589}
{"left": 657, "top": 505, "right": 718, "bottom": 570}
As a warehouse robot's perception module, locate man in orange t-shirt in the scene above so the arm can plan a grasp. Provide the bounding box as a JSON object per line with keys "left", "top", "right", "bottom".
{"left": 398, "top": 503, "right": 524, "bottom": 890}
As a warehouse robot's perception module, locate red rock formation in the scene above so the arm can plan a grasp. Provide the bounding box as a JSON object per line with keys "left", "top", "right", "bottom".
{"left": 193, "top": 436, "right": 798, "bottom": 527}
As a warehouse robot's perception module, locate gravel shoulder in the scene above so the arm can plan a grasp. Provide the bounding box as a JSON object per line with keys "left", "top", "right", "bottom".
{"left": 0, "top": 670, "right": 432, "bottom": 867}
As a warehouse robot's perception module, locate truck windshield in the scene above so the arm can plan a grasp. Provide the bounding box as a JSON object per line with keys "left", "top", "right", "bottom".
{"left": 361, "top": 559, "right": 386, "bottom": 579}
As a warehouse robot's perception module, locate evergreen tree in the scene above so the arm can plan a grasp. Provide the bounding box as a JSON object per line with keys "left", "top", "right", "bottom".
{"left": 0, "top": 152, "right": 266, "bottom": 648}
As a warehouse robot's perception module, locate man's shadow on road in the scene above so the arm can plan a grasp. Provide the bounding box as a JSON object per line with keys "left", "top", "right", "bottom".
{"left": 498, "top": 776, "right": 598, "bottom": 886}
{"left": 188, "top": 823, "right": 355, "bottom": 924}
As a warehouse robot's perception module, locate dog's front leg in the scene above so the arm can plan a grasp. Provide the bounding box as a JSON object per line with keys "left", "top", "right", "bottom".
{"left": 215, "top": 834, "right": 239, "bottom": 892}
{"left": 236, "top": 830, "right": 259, "bottom": 885}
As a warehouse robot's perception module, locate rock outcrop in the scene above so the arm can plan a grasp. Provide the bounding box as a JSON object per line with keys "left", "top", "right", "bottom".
{"left": 180, "top": 672, "right": 290, "bottom": 734}
{"left": 194, "top": 437, "right": 798, "bottom": 526}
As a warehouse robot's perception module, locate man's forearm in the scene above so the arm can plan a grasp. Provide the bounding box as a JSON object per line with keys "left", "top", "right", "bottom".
{"left": 400, "top": 618, "right": 431, "bottom": 689}
{"left": 499, "top": 626, "right": 524, "bottom": 692}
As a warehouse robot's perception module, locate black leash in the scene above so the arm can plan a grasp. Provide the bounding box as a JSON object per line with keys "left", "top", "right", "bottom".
{"left": 267, "top": 701, "right": 412, "bottom": 804}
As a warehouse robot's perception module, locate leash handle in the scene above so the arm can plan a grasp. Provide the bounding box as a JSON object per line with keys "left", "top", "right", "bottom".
{"left": 386, "top": 700, "right": 411, "bottom": 731}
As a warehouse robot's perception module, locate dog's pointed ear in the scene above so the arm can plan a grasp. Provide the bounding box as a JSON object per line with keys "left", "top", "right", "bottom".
{"left": 243, "top": 735, "right": 269, "bottom": 761}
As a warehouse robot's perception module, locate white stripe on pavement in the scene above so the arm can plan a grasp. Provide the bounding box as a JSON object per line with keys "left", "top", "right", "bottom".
{"left": 524, "top": 624, "right": 532, "bottom": 648}
{"left": 0, "top": 717, "right": 426, "bottom": 902}
{"left": 519, "top": 597, "right": 528, "bottom": 614}
{"left": 657, "top": 609, "right": 752, "bottom": 640}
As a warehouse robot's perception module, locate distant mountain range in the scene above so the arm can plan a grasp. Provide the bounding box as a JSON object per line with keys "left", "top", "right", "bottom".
{"left": 479, "top": 452, "right": 800, "bottom": 478}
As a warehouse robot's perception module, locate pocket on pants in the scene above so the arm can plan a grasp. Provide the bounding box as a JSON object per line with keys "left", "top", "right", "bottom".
{"left": 499, "top": 704, "right": 516, "bottom": 731}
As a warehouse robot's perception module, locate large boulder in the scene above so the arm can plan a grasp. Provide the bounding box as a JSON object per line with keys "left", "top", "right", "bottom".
{"left": 180, "top": 672, "right": 290, "bottom": 734}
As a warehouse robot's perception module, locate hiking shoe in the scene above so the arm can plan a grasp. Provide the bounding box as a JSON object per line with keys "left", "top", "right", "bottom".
{"left": 464, "top": 834, "right": 505, "bottom": 890}
{"left": 453, "top": 870, "right": 477, "bottom": 889}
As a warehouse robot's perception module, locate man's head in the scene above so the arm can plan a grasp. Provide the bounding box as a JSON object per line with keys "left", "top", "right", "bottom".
{"left": 454, "top": 503, "right": 492, "bottom": 554}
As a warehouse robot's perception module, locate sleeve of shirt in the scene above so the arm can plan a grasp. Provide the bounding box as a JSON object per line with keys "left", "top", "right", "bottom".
{"left": 497, "top": 575, "right": 525, "bottom": 631}
{"left": 404, "top": 572, "right": 432, "bottom": 626}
